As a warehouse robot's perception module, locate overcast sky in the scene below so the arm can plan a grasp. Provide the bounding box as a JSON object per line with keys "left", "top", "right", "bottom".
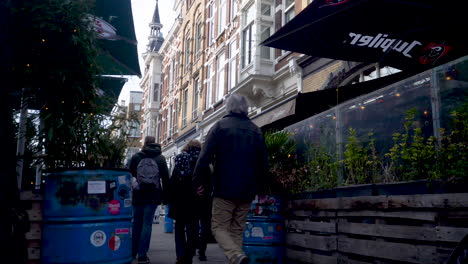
{"left": 118, "top": 0, "right": 177, "bottom": 105}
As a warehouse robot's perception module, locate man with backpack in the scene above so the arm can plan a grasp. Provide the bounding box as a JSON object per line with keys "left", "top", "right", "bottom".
{"left": 128, "top": 136, "right": 169, "bottom": 264}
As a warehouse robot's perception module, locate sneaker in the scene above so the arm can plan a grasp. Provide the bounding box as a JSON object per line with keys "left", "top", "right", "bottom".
{"left": 233, "top": 254, "right": 249, "bottom": 264}
{"left": 137, "top": 256, "right": 151, "bottom": 264}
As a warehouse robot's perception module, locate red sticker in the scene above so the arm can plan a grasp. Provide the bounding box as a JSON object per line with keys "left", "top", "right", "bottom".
{"left": 116, "top": 228, "right": 129, "bottom": 235}
{"left": 108, "top": 200, "right": 121, "bottom": 215}
{"left": 108, "top": 235, "right": 121, "bottom": 251}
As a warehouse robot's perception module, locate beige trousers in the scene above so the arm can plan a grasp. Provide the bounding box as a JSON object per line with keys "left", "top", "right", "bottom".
{"left": 211, "top": 197, "right": 251, "bottom": 264}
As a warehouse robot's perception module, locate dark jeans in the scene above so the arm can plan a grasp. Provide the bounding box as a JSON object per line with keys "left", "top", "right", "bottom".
{"left": 197, "top": 210, "right": 211, "bottom": 256}
{"left": 133, "top": 204, "right": 157, "bottom": 258}
{"left": 174, "top": 218, "right": 198, "bottom": 260}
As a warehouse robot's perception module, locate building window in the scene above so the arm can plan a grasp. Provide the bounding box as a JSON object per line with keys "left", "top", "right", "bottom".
{"left": 195, "top": 21, "right": 202, "bottom": 59}
{"left": 207, "top": 2, "right": 214, "bottom": 45}
{"left": 193, "top": 78, "right": 199, "bottom": 119}
{"left": 157, "top": 114, "right": 161, "bottom": 141}
{"left": 261, "top": 3, "right": 271, "bottom": 17}
{"left": 218, "top": 0, "right": 227, "bottom": 35}
{"left": 260, "top": 25, "right": 271, "bottom": 60}
{"left": 185, "top": 32, "right": 191, "bottom": 72}
{"left": 230, "top": 0, "right": 238, "bottom": 21}
{"left": 228, "top": 41, "right": 237, "bottom": 90}
{"left": 242, "top": 24, "right": 253, "bottom": 68}
{"left": 216, "top": 52, "right": 226, "bottom": 102}
{"left": 170, "top": 59, "right": 176, "bottom": 90}
{"left": 160, "top": 74, "right": 164, "bottom": 99}
{"left": 182, "top": 88, "right": 188, "bottom": 127}
{"left": 284, "top": 0, "right": 295, "bottom": 24}
{"left": 242, "top": 4, "right": 254, "bottom": 68}
{"left": 168, "top": 105, "right": 173, "bottom": 136}
{"left": 134, "top": 104, "right": 141, "bottom": 111}
{"left": 205, "top": 64, "right": 213, "bottom": 108}
{"left": 153, "top": 83, "right": 159, "bottom": 102}
{"left": 175, "top": 53, "right": 180, "bottom": 82}
{"left": 173, "top": 100, "right": 178, "bottom": 133}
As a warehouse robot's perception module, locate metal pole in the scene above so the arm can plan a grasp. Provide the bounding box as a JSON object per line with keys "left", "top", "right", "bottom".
{"left": 16, "top": 89, "right": 28, "bottom": 190}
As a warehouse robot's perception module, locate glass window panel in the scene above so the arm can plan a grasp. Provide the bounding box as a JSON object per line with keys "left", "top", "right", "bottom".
{"left": 260, "top": 26, "right": 271, "bottom": 59}
{"left": 261, "top": 3, "right": 271, "bottom": 16}
{"left": 340, "top": 72, "right": 433, "bottom": 155}
{"left": 436, "top": 59, "right": 468, "bottom": 132}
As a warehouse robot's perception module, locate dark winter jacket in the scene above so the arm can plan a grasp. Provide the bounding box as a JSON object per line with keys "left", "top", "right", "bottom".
{"left": 167, "top": 147, "right": 202, "bottom": 220}
{"left": 192, "top": 113, "right": 268, "bottom": 201}
{"left": 128, "top": 143, "right": 169, "bottom": 205}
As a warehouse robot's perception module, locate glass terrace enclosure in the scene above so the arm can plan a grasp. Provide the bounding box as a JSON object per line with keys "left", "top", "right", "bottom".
{"left": 286, "top": 56, "right": 468, "bottom": 160}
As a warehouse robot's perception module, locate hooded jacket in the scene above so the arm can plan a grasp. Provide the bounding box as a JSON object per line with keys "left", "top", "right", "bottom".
{"left": 192, "top": 113, "right": 268, "bottom": 201}
{"left": 129, "top": 143, "right": 169, "bottom": 205}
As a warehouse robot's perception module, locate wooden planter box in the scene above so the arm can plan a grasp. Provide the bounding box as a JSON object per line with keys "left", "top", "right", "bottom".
{"left": 285, "top": 181, "right": 468, "bottom": 264}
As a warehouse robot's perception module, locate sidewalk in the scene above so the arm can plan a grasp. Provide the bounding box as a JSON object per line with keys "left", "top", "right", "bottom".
{"left": 134, "top": 221, "right": 227, "bottom": 264}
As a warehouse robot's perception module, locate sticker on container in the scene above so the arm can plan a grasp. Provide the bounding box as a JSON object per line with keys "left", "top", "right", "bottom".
{"left": 108, "top": 235, "right": 121, "bottom": 251}
{"left": 90, "top": 230, "right": 106, "bottom": 247}
{"left": 124, "top": 199, "right": 132, "bottom": 207}
{"left": 88, "top": 181, "right": 106, "bottom": 194}
{"left": 251, "top": 227, "right": 264, "bottom": 237}
{"left": 108, "top": 199, "right": 121, "bottom": 215}
{"left": 116, "top": 228, "right": 130, "bottom": 235}
{"left": 118, "top": 175, "right": 127, "bottom": 185}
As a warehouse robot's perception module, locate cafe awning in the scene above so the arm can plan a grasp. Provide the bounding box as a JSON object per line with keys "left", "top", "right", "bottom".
{"left": 262, "top": 0, "right": 468, "bottom": 71}
{"left": 92, "top": 0, "right": 141, "bottom": 77}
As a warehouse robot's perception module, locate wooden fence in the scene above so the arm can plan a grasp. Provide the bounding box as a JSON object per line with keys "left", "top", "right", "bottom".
{"left": 286, "top": 193, "right": 468, "bottom": 264}
{"left": 21, "top": 191, "right": 42, "bottom": 264}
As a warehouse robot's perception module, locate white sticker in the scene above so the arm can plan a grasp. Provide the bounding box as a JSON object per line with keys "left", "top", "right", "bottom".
{"left": 118, "top": 175, "right": 127, "bottom": 185}
{"left": 88, "top": 181, "right": 106, "bottom": 194}
{"left": 252, "top": 227, "right": 264, "bottom": 238}
{"left": 90, "top": 230, "right": 106, "bottom": 247}
{"left": 108, "top": 235, "right": 121, "bottom": 251}
{"left": 124, "top": 199, "right": 132, "bottom": 207}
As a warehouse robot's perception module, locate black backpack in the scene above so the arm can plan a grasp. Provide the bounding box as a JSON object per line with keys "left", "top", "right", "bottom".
{"left": 136, "top": 156, "right": 161, "bottom": 190}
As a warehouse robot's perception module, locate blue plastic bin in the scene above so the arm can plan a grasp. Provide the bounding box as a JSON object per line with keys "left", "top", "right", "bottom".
{"left": 41, "top": 169, "right": 133, "bottom": 264}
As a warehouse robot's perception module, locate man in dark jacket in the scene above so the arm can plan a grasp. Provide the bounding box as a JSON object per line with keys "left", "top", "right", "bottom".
{"left": 128, "top": 136, "right": 169, "bottom": 264}
{"left": 192, "top": 94, "right": 268, "bottom": 264}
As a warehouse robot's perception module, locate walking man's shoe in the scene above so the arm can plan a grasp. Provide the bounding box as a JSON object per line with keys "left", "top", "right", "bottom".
{"left": 233, "top": 253, "right": 249, "bottom": 264}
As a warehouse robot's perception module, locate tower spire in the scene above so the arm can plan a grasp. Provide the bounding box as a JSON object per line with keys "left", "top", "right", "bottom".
{"left": 148, "top": 0, "right": 164, "bottom": 52}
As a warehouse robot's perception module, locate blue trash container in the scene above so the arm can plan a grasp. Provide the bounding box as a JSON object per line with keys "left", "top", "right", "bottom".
{"left": 41, "top": 169, "right": 133, "bottom": 264}
{"left": 163, "top": 205, "right": 173, "bottom": 233}
{"left": 243, "top": 195, "right": 285, "bottom": 264}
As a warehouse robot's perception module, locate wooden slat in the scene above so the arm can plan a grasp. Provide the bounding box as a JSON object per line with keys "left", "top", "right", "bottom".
{"left": 386, "top": 193, "right": 468, "bottom": 209}
{"left": 337, "top": 210, "right": 437, "bottom": 221}
{"left": 288, "top": 220, "right": 336, "bottom": 233}
{"left": 338, "top": 237, "right": 439, "bottom": 264}
{"left": 337, "top": 220, "right": 438, "bottom": 241}
{"left": 287, "top": 233, "right": 337, "bottom": 251}
{"left": 286, "top": 248, "right": 337, "bottom": 264}
{"left": 27, "top": 209, "right": 42, "bottom": 221}
{"left": 436, "top": 226, "right": 468, "bottom": 242}
{"left": 292, "top": 210, "right": 337, "bottom": 218}
{"left": 290, "top": 193, "right": 468, "bottom": 210}
{"left": 20, "top": 191, "right": 43, "bottom": 201}
{"left": 27, "top": 240, "right": 41, "bottom": 260}
{"left": 290, "top": 198, "right": 340, "bottom": 210}
{"left": 338, "top": 256, "right": 373, "bottom": 264}
{"left": 25, "top": 223, "right": 41, "bottom": 240}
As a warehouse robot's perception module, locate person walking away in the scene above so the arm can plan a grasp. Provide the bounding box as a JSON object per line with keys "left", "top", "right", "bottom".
{"left": 192, "top": 94, "right": 268, "bottom": 264}
{"left": 167, "top": 140, "right": 203, "bottom": 264}
{"left": 196, "top": 190, "right": 212, "bottom": 261}
{"left": 129, "top": 136, "right": 169, "bottom": 264}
